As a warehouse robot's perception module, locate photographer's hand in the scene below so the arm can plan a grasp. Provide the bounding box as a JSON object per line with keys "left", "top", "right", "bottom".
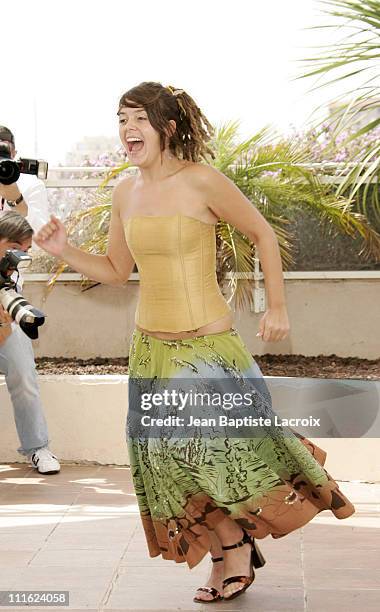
{"left": 0, "top": 305, "right": 13, "bottom": 345}
{"left": 0, "top": 182, "right": 21, "bottom": 201}
{"left": 0, "top": 182, "right": 28, "bottom": 217}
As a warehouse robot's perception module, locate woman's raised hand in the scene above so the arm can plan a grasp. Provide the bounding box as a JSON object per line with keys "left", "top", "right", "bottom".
{"left": 33, "top": 215, "right": 68, "bottom": 258}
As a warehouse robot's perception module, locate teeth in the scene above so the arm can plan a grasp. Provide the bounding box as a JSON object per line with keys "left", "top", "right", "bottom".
{"left": 127, "top": 137, "right": 143, "bottom": 142}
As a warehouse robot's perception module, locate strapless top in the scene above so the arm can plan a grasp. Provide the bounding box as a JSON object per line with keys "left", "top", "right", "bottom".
{"left": 123, "top": 214, "right": 232, "bottom": 332}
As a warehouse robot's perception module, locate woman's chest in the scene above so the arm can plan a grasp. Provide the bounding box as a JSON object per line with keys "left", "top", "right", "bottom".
{"left": 120, "top": 175, "right": 217, "bottom": 225}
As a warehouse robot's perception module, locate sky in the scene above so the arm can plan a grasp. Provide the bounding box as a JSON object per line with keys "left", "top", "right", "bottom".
{"left": 1, "top": 0, "right": 361, "bottom": 164}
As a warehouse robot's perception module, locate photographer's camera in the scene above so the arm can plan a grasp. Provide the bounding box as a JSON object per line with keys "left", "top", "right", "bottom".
{"left": 0, "top": 249, "right": 45, "bottom": 339}
{"left": 0, "top": 142, "right": 48, "bottom": 185}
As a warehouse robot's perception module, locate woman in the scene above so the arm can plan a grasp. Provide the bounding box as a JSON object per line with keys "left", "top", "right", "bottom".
{"left": 34, "top": 81, "right": 355, "bottom": 604}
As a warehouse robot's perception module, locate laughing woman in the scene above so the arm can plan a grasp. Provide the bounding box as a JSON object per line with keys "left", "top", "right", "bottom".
{"left": 34, "top": 81, "right": 355, "bottom": 604}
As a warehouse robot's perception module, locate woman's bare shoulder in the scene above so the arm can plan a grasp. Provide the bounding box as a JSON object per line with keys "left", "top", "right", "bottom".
{"left": 109, "top": 175, "right": 137, "bottom": 219}
{"left": 185, "top": 161, "right": 220, "bottom": 177}
{"left": 181, "top": 162, "right": 222, "bottom": 190}
{"left": 113, "top": 173, "right": 137, "bottom": 197}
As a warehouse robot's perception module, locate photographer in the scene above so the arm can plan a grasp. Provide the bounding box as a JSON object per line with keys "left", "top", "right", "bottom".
{"left": 0, "top": 212, "right": 60, "bottom": 474}
{"left": 0, "top": 126, "right": 49, "bottom": 234}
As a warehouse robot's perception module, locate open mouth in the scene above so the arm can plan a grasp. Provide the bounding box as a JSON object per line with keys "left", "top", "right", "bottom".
{"left": 126, "top": 138, "right": 145, "bottom": 154}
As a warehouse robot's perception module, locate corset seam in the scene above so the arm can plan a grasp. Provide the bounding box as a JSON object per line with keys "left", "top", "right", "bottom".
{"left": 200, "top": 223, "right": 206, "bottom": 321}
{"left": 178, "top": 215, "right": 195, "bottom": 328}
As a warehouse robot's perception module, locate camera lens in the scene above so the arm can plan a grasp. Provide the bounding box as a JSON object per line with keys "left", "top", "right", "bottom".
{"left": 0, "top": 159, "right": 20, "bottom": 185}
{"left": 37, "top": 160, "right": 48, "bottom": 180}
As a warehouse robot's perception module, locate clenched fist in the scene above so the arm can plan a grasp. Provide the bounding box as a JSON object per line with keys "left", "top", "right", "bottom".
{"left": 33, "top": 215, "right": 68, "bottom": 258}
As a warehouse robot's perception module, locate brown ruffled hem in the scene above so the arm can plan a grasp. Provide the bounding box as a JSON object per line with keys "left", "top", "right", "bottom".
{"left": 138, "top": 436, "right": 355, "bottom": 569}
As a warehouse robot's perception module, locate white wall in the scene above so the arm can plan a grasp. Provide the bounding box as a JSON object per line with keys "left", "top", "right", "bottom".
{"left": 20, "top": 278, "right": 380, "bottom": 359}
{"left": 0, "top": 376, "right": 378, "bottom": 481}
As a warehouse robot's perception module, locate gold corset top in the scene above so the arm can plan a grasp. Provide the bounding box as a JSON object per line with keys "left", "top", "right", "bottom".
{"left": 123, "top": 213, "right": 232, "bottom": 332}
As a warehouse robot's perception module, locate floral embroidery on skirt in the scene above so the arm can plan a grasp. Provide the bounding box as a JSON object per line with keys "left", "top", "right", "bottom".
{"left": 127, "top": 327, "right": 355, "bottom": 569}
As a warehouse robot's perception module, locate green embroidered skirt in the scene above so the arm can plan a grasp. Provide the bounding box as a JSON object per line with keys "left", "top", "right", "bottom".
{"left": 127, "top": 327, "right": 355, "bottom": 569}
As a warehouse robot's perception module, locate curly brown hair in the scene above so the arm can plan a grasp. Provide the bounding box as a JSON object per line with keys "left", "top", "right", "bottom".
{"left": 118, "top": 81, "right": 215, "bottom": 163}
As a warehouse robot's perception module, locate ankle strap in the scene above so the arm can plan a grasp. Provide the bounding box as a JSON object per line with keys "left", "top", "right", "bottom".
{"left": 211, "top": 556, "right": 223, "bottom": 563}
{"left": 221, "top": 529, "right": 252, "bottom": 551}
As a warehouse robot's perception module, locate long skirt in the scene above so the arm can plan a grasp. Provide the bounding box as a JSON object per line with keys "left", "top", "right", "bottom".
{"left": 127, "top": 326, "right": 355, "bottom": 569}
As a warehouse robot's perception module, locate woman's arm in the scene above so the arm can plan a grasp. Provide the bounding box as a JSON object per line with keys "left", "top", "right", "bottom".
{"left": 195, "top": 164, "right": 289, "bottom": 341}
{"left": 34, "top": 179, "right": 135, "bottom": 287}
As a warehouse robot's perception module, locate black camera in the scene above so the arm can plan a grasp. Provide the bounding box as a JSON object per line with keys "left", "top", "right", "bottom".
{"left": 0, "top": 249, "right": 45, "bottom": 339}
{"left": 0, "top": 142, "right": 48, "bottom": 185}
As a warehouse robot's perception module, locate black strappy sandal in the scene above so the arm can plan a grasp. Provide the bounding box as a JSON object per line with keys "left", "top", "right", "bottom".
{"left": 222, "top": 528, "right": 266, "bottom": 601}
{"left": 193, "top": 556, "right": 224, "bottom": 603}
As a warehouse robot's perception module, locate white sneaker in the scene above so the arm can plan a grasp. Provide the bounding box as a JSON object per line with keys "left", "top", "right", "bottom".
{"left": 30, "top": 448, "right": 61, "bottom": 474}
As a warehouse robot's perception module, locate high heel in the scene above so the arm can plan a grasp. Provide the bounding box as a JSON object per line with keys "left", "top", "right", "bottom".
{"left": 221, "top": 528, "right": 266, "bottom": 601}
{"left": 251, "top": 536, "right": 266, "bottom": 569}
{"left": 193, "top": 556, "right": 224, "bottom": 603}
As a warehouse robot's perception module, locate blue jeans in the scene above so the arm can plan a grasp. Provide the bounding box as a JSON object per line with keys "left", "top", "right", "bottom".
{"left": 0, "top": 325, "right": 49, "bottom": 457}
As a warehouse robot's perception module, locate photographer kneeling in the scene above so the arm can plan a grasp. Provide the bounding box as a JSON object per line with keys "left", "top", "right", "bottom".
{"left": 0, "top": 211, "right": 60, "bottom": 474}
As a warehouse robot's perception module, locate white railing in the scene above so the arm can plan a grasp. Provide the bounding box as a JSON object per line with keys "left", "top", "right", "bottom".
{"left": 45, "top": 163, "right": 379, "bottom": 187}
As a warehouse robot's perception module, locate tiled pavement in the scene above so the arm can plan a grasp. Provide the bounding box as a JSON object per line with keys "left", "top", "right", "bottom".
{"left": 0, "top": 463, "right": 379, "bottom": 612}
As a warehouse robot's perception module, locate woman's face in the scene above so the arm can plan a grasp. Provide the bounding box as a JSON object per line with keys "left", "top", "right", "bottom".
{"left": 118, "top": 105, "right": 162, "bottom": 165}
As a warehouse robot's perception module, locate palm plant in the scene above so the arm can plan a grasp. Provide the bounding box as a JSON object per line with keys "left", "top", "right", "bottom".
{"left": 46, "top": 121, "right": 380, "bottom": 311}
{"left": 297, "top": 0, "right": 380, "bottom": 220}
